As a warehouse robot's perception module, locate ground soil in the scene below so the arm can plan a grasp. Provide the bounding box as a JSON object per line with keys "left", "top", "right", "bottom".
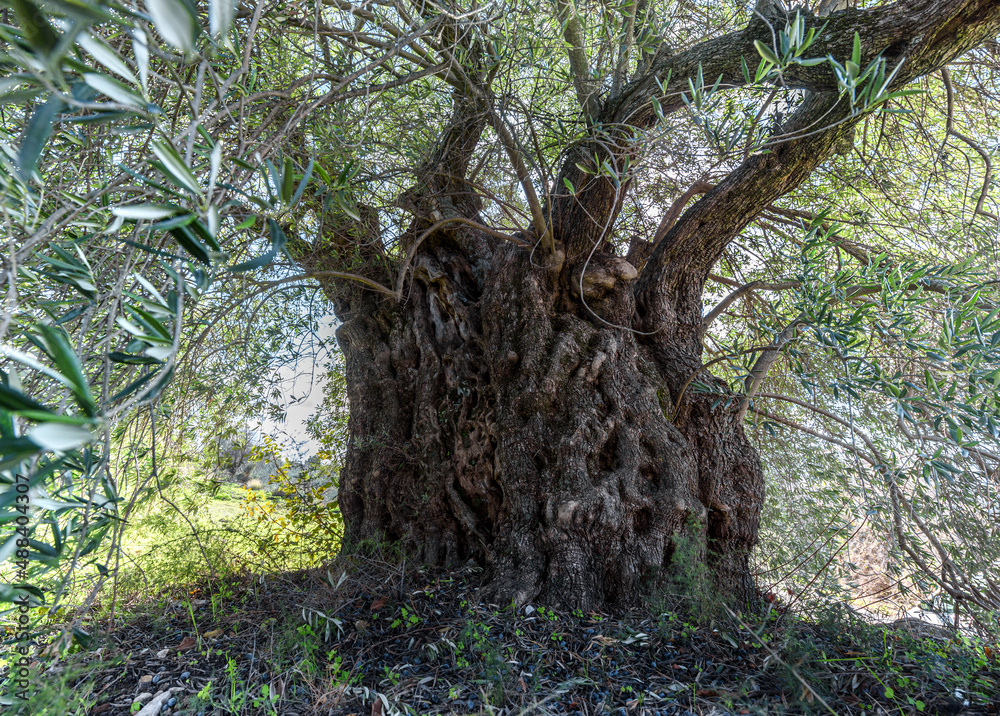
{"left": 16, "top": 560, "right": 1000, "bottom": 716}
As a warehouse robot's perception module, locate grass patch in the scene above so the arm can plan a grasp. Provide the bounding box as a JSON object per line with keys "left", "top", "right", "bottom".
{"left": 1, "top": 470, "right": 340, "bottom": 711}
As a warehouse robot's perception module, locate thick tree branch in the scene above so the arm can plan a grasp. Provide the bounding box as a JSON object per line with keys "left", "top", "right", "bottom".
{"left": 738, "top": 314, "right": 808, "bottom": 421}
{"left": 414, "top": 95, "right": 489, "bottom": 198}
{"left": 438, "top": 52, "right": 554, "bottom": 253}
{"left": 611, "top": 0, "right": 637, "bottom": 99}
{"left": 632, "top": 0, "right": 1000, "bottom": 352}
{"left": 635, "top": 89, "right": 855, "bottom": 356}
{"left": 626, "top": 178, "right": 711, "bottom": 268}
{"left": 608, "top": 0, "right": 1000, "bottom": 128}
{"left": 653, "top": 178, "right": 714, "bottom": 245}
{"left": 552, "top": 0, "right": 600, "bottom": 121}
{"left": 553, "top": 0, "right": 1000, "bottom": 265}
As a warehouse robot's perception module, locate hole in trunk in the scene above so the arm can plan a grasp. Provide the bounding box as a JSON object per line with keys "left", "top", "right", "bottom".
{"left": 633, "top": 506, "right": 652, "bottom": 535}
{"left": 707, "top": 506, "right": 731, "bottom": 540}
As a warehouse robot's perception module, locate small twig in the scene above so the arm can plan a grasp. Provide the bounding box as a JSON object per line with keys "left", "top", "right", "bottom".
{"left": 652, "top": 178, "right": 713, "bottom": 245}
{"left": 150, "top": 403, "right": 217, "bottom": 582}
{"left": 941, "top": 68, "right": 999, "bottom": 222}
{"left": 702, "top": 279, "right": 800, "bottom": 331}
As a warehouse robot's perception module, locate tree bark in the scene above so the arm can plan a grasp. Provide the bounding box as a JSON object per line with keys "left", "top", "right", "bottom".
{"left": 297, "top": 231, "right": 763, "bottom": 610}
{"left": 291, "top": 0, "right": 1000, "bottom": 610}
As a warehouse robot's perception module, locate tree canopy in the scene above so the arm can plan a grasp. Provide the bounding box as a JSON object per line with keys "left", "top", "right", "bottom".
{"left": 3, "top": 0, "right": 1000, "bottom": 617}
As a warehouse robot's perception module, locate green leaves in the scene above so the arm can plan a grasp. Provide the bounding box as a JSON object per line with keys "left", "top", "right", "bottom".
{"left": 1, "top": 324, "right": 96, "bottom": 420}
{"left": 281, "top": 157, "right": 295, "bottom": 204}
{"left": 30, "top": 322, "right": 98, "bottom": 417}
{"left": 0, "top": 382, "right": 53, "bottom": 418}
{"left": 108, "top": 351, "right": 164, "bottom": 365}
{"left": 751, "top": 11, "right": 826, "bottom": 80}
{"left": 27, "top": 422, "right": 95, "bottom": 452}
{"left": 168, "top": 223, "right": 212, "bottom": 264}
{"left": 258, "top": 154, "right": 314, "bottom": 212}
{"left": 83, "top": 73, "right": 146, "bottom": 110}
{"left": 826, "top": 39, "right": 916, "bottom": 110}
{"left": 18, "top": 97, "right": 65, "bottom": 179}
{"left": 745, "top": 10, "right": 912, "bottom": 117}
{"left": 0, "top": 0, "right": 235, "bottom": 615}
{"left": 0, "top": 323, "right": 106, "bottom": 588}
{"left": 151, "top": 139, "right": 202, "bottom": 195}
{"left": 147, "top": 0, "right": 198, "bottom": 53}
{"left": 775, "top": 218, "right": 1000, "bottom": 477}
{"left": 753, "top": 40, "right": 779, "bottom": 67}
{"left": 77, "top": 31, "right": 139, "bottom": 84}
{"left": 38, "top": 243, "right": 98, "bottom": 300}
{"left": 11, "top": 0, "right": 60, "bottom": 55}
{"left": 112, "top": 204, "right": 183, "bottom": 220}
{"left": 231, "top": 219, "right": 288, "bottom": 272}
{"left": 314, "top": 159, "right": 358, "bottom": 220}
{"left": 209, "top": 0, "right": 236, "bottom": 38}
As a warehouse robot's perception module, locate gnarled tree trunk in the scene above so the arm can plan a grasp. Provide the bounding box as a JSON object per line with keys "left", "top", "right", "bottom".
{"left": 290, "top": 0, "right": 1000, "bottom": 610}
{"left": 297, "top": 232, "right": 762, "bottom": 610}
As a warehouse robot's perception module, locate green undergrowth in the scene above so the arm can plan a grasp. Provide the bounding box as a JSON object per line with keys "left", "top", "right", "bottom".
{"left": 7, "top": 475, "right": 323, "bottom": 619}
{"left": 771, "top": 605, "right": 999, "bottom": 714}
{"left": 0, "top": 474, "right": 340, "bottom": 710}
{"left": 4, "top": 555, "right": 998, "bottom": 716}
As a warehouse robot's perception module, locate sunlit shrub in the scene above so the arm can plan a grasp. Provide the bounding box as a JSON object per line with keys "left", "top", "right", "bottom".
{"left": 240, "top": 435, "right": 342, "bottom": 565}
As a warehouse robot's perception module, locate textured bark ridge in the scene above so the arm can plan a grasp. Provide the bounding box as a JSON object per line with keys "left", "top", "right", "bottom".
{"left": 290, "top": 0, "right": 1000, "bottom": 610}
{"left": 481, "top": 248, "right": 763, "bottom": 608}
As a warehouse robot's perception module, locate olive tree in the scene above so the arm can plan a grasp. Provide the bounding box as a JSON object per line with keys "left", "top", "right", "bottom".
{"left": 3, "top": 0, "right": 1000, "bottom": 615}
